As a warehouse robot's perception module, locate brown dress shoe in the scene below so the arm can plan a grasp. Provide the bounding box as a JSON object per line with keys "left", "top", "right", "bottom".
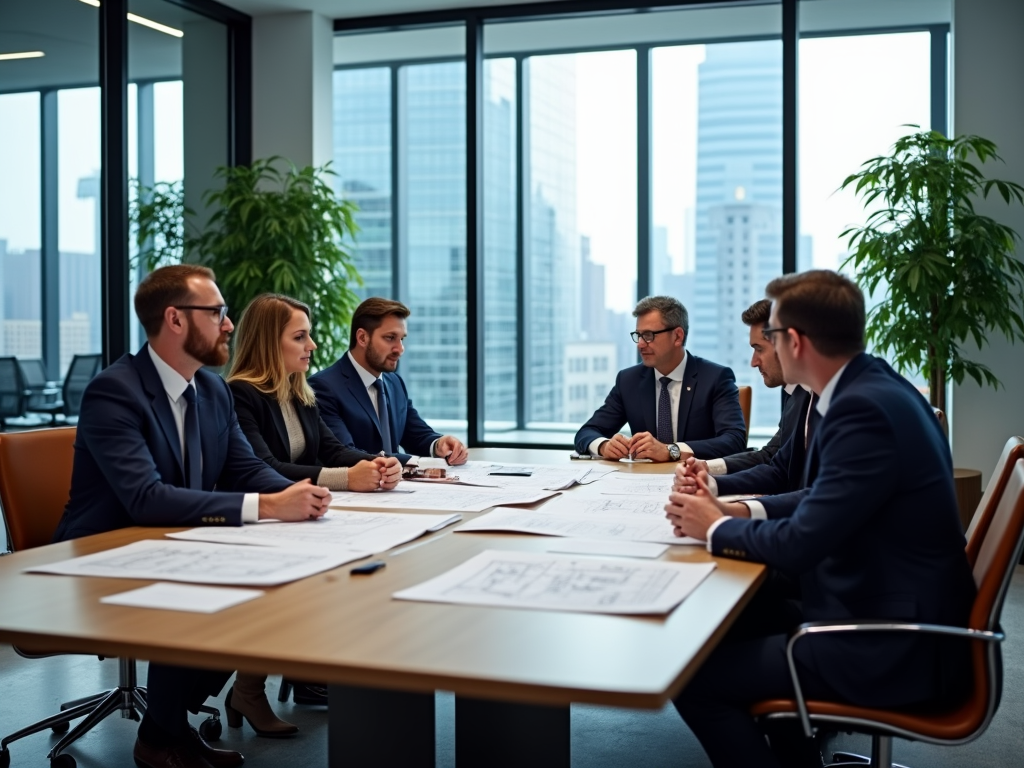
{"left": 186, "top": 725, "right": 245, "bottom": 768}
{"left": 133, "top": 736, "right": 215, "bottom": 768}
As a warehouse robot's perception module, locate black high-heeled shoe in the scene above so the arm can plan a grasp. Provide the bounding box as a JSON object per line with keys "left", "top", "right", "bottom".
{"left": 278, "top": 678, "right": 329, "bottom": 706}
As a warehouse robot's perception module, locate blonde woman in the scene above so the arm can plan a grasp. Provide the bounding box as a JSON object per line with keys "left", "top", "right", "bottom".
{"left": 225, "top": 294, "right": 402, "bottom": 735}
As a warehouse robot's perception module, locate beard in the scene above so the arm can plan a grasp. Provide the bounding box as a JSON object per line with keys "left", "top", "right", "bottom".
{"left": 184, "top": 322, "right": 230, "bottom": 367}
{"left": 365, "top": 344, "right": 399, "bottom": 374}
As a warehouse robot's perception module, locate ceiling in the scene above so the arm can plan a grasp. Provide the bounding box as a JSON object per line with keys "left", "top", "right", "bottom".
{"left": 216, "top": 0, "right": 562, "bottom": 20}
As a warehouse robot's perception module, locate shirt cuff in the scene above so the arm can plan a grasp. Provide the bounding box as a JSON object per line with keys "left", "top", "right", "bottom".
{"left": 589, "top": 438, "right": 607, "bottom": 457}
{"left": 677, "top": 441, "right": 693, "bottom": 457}
{"left": 429, "top": 438, "right": 440, "bottom": 458}
{"left": 705, "top": 515, "right": 731, "bottom": 552}
{"left": 706, "top": 458, "right": 728, "bottom": 476}
{"left": 706, "top": 474, "right": 719, "bottom": 497}
{"left": 242, "top": 493, "right": 260, "bottom": 524}
{"left": 742, "top": 500, "right": 767, "bottom": 520}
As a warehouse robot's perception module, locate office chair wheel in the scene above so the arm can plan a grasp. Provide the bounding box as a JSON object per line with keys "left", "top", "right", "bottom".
{"left": 51, "top": 720, "right": 70, "bottom": 734}
{"left": 199, "top": 716, "right": 222, "bottom": 742}
{"left": 0, "top": 747, "right": 10, "bottom": 768}
{"left": 50, "top": 754, "right": 76, "bottom": 768}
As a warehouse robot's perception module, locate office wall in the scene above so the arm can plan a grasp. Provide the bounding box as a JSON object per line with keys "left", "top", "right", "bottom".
{"left": 951, "top": 0, "right": 1024, "bottom": 479}
{"left": 252, "top": 11, "right": 334, "bottom": 169}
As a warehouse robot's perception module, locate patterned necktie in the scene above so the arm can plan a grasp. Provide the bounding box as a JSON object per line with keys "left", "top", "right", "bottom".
{"left": 182, "top": 384, "right": 202, "bottom": 490}
{"left": 657, "top": 376, "right": 673, "bottom": 445}
{"left": 373, "top": 378, "right": 393, "bottom": 454}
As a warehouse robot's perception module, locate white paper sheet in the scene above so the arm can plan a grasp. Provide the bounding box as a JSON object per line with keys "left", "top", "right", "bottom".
{"left": 100, "top": 582, "right": 263, "bottom": 613}
{"left": 454, "top": 507, "right": 703, "bottom": 546}
{"left": 532, "top": 494, "right": 670, "bottom": 518}
{"left": 546, "top": 539, "right": 668, "bottom": 559}
{"left": 167, "top": 511, "right": 461, "bottom": 554}
{"left": 329, "top": 484, "right": 557, "bottom": 513}
{"left": 597, "top": 474, "right": 674, "bottom": 496}
{"left": 27, "top": 539, "right": 369, "bottom": 586}
{"left": 418, "top": 461, "right": 591, "bottom": 491}
{"left": 394, "top": 549, "right": 716, "bottom": 615}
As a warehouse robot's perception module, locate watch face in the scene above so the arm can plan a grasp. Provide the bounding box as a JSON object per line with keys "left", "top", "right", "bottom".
{"left": 669, "top": 445, "right": 680, "bottom": 461}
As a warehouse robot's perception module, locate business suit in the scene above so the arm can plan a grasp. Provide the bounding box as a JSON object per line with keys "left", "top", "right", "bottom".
{"left": 674, "top": 354, "right": 975, "bottom": 767}
{"left": 309, "top": 353, "right": 441, "bottom": 464}
{"left": 720, "top": 386, "right": 809, "bottom": 474}
{"left": 716, "top": 386, "right": 814, "bottom": 496}
{"left": 54, "top": 345, "right": 294, "bottom": 745}
{"left": 573, "top": 353, "right": 747, "bottom": 459}
{"left": 228, "top": 379, "right": 376, "bottom": 482}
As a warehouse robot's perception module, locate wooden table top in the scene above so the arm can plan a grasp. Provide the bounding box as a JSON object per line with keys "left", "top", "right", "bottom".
{"left": 0, "top": 449, "right": 764, "bottom": 710}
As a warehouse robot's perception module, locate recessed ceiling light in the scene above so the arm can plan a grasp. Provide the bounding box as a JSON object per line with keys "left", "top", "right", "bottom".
{"left": 77, "top": 1, "right": 184, "bottom": 38}
{"left": 0, "top": 51, "right": 46, "bottom": 61}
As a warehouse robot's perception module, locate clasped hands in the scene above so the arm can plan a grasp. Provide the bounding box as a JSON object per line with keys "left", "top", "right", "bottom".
{"left": 598, "top": 432, "right": 691, "bottom": 463}
{"left": 664, "top": 457, "right": 749, "bottom": 541}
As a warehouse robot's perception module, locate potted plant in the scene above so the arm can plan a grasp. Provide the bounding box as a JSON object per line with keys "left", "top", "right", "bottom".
{"left": 131, "top": 157, "right": 363, "bottom": 369}
{"left": 840, "top": 129, "right": 1024, "bottom": 414}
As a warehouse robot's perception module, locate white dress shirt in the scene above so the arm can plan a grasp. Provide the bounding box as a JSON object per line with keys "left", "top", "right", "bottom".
{"left": 705, "top": 363, "right": 849, "bottom": 551}
{"left": 589, "top": 351, "right": 694, "bottom": 458}
{"left": 147, "top": 346, "right": 260, "bottom": 523}
{"left": 347, "top": 351, "right": 439, "bottom": 460}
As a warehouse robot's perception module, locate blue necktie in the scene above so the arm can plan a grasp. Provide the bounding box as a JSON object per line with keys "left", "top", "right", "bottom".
{"left": 373, "top": 379, "right": 393, "bottom": 454}
{"left": 657, "top": 376, "right": 673, "bottom": 445}
{"left": 182, "top": 385, "right": 202, "bottom": 490}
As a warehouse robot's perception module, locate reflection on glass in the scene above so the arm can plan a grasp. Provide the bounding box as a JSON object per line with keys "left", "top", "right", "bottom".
{"left": 0, "top": 93, "right": 42, "bottom": 362}
{"left": 399, "top": 62, "right": 467, "bottom": 429}
{"left": 654, "top": 41, "right": 783, "bottom": 437}
{"left": 333, "top": 67, "right": 393, "bottom": 299}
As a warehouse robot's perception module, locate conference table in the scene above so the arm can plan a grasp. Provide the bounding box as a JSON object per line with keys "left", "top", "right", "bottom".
{"left": 0, "top": 448, "right": 765, "bottom": 767}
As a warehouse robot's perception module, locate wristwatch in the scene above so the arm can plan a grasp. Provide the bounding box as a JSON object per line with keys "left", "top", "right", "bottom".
{"left": 667, "top": 443, "right": 681, "bottom": 462}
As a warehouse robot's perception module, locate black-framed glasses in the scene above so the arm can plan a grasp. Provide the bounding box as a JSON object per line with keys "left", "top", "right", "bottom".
{"left": 630, "top": 327, "right": 678, "bottom": 344}
{"left": 762, "top": 326, "right": 801, "bottom": 340}
{"left": 175, "top": 305, "right": 229, "bottom": 324}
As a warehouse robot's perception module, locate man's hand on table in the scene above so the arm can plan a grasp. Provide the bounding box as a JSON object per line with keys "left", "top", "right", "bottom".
{"left": 665, "top": 473, "right": 749, "bottom": 540}
{"left": 259, "top": 479, "right": 331, "bottom": 521}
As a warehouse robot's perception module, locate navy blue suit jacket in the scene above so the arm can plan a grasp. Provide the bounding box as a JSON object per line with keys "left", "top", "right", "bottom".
{"left": 711, "top": 354, "right": 975, "bottom": 706}
{"left": 309, "top": 354, "right": 441, "bottom": 465}
{"left": 54, "top": 345, "right": 293, "bottom": 541}
{"left": 717, "top": 386, "right": 814, "bottom": 496}
{"left": 573, "top": 354, "right": 747, "bottom": 459}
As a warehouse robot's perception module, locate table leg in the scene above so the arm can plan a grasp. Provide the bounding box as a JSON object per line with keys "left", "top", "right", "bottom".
{"left": 455, "top": 696, "right": 570, "bottom": 768}
{"left": 328, "top": 685, "right": 435, "bottom": 767}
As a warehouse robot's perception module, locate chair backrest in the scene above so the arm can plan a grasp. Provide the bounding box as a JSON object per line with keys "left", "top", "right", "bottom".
{"left": 18, "top": 359, "right": 48, "bottom": 389}
{"left": 0, "top": 427, "right": 77, "bottom": 551}
{"left": 0, "top": 356, "right": 27, "bottom": 419}
{"left": 62, "top": 354, "right": 102, "bottom": 416}
{"left": 738, "top": 385, "right": 752, "bottom": 443}
{"left": 965, "top": 436, "right": 1024, "bottom": 567}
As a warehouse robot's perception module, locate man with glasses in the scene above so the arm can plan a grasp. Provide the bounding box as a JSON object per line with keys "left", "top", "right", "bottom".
{"left": 54, "top": 265, "right": 333, "bottom": 768}
{"left": 664, "top": 271, "right": 973, "bottom": 768}
{"left": 573, "top": 295, "right": 746, "bottom": 462}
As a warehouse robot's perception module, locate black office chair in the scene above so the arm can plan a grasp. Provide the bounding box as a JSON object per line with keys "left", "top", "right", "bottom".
{"left": 0, "top": 428, "right": 221, "bottom": 768}
{"left": 18, "top": 358, "right": 61, "bottom": 412}
{"left": 0, "top": 357, "right": 28, "bottom": 431}
{"left": 26, "top": 353, "right": 102, "bottom": 424}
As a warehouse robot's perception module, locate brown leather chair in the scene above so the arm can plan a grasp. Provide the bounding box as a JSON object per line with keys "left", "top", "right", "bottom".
{"left": 738, "top": 385, "right": 752, "bottom": 444}
{"left": 0, "top": 428, "right": 221, "bottom": 767}
{"left": 750, "top": 457, "right": 1024, "bottom": 768}
{"left": 965, "top": 436, "right": 1024, "bottom": 567}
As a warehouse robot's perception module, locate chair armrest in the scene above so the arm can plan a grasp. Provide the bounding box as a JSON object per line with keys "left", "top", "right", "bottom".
{"left": 783, "top": 620, "right": 1004, "bottom": 738}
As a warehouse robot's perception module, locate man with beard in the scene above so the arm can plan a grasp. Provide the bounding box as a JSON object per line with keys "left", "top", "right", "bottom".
{"left": 310, "top": 297, "right": 468, "bottom": 465}
{"left": 54, "top": 264, "right": 333, "bottom": 768}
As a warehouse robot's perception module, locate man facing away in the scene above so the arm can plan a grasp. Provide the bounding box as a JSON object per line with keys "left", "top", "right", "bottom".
{"left": 310, "top": 297, "right": 468, "bottom": 466}
{"left": 54, "top": 265, "right": 332, "bottom": 768}
{"left": 573, "top": 295, "right": 747, "bottom": 462}
{"left": 664, "top": 270, "right": 974, "bottom": 768}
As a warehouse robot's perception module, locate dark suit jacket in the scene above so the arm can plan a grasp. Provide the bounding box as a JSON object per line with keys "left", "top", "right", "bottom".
{"left": 309, "top": 354, "right": 441, "bottom": 465}
{"left": 717, "top": 387, "right": 814, "bottom": 495}
{"left": 573, "top": 354, "right": 747, "bottom": 459}
{"left": 54, "top": 344, "right": 293, "bottom": 541}
{"left": 228, "top": 380, "right": 376, "bottom": 483}
{"left": 721, "top": 387, "right": 806, "bottom": 473}
{"left": 711, "top": 353, "right": 975, "bottom": 706}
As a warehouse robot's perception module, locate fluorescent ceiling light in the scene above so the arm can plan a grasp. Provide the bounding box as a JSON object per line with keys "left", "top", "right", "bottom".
{"left": 0, "top": 51, "right": 46, "bottom": 61}
{"left": 77, "top": 1, "right": 184, "bottom": 38}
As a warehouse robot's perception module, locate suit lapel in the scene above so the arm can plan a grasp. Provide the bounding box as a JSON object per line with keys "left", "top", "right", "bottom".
{"left": 134, "top": 345, "right": 185, "bottom": 476}
{"left": 196, "top": 376, "right": 219, "bottom": 489}
{"left": 799, "top": 355, "right": 871, "bottom": 488}
{"left": 641, "top": 367, "right": 657, "bottom": 434}
{"left": 676, "top": 356, "right": 698, "bottom": 441}
{"left": 266, "top": 397, "right": 290, "bottom": 457}
{"left": 341, "top": 357, "right": 385, "bottom": 439}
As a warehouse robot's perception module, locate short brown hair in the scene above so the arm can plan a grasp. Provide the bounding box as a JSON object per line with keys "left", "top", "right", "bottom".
{"left": 134, "top": 264, "right": 216, "bottom": 338}
{"left": 228, "top": 294, "right": 316, "bottom": 407}
{"left": 741, "top": 299, "right": 771, "bottom": 328}
{"left": 633, "top": 296, "right": 689, "bottom": 343}
{"left": 765, "top": 270, "right": 865, "bottom": 357}
{"left": 349, "top": 297, "right": 411, "bottom": 349}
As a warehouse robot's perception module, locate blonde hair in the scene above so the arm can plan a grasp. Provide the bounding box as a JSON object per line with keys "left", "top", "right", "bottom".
{"left": 228, "top": 294, "right": 316, "bottom": 407}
